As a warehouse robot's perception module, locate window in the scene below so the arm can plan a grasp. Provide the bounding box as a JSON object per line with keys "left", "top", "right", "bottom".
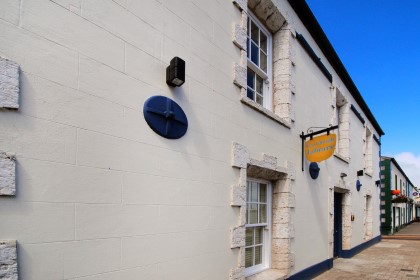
{"left": 364, "top": 127, "right": 373, "bottom": 174}
{"left": 245, "top": 179, "right": 271, "bottom": 276}
{"left": 247, "top": 13, "right": 272, "bottom": 110}
{"left": 334, "top": 88, "right": 349, "bottom": 160}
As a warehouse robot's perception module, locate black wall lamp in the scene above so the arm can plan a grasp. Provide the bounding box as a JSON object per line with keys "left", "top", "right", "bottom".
{"left": 166, "top": 57, "right": 185, "bottom": 87}
{"left": 375, "top": 180, "right": 380, "bottom": 187}
{"left": 357, "top": 170, "right": 364, "bottom": 177}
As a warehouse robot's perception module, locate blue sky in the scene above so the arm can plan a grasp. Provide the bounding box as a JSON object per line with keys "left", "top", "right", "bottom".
{"left": 306, "top": 0, "right": 420, "bottom": 186}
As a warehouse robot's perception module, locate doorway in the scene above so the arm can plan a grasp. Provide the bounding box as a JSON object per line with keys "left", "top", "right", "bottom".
{"left": 333, "top": 192, "right": 343, "bottom": 257}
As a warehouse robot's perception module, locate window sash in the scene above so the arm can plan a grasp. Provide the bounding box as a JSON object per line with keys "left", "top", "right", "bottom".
{"left": 245, "top": 179, "right": 271, "bottom": 276}
{"left": 246, "top": 13, "right": 272, "bottom": 110}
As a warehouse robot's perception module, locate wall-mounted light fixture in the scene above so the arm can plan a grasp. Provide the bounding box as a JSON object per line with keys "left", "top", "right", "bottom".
{"left": 375, "top": 180, "right": 380, "bottom": 187}
{"left": 340, "top": 172, "right": 347, "bottom": 178}
{"left": 357, "top": 170, "right": 364, "bottom": 177}
{"left": 166, "top": 57, "right": 185, "bottom": 87}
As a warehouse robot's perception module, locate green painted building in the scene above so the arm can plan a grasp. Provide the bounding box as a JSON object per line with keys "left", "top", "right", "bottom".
{"left": 381, "top": 157, "right": 416, "bottom": 235}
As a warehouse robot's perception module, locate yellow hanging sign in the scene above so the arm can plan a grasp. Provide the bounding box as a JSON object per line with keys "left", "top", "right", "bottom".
{"left": 304, "top": 134, "right": 337, "bottom": 162}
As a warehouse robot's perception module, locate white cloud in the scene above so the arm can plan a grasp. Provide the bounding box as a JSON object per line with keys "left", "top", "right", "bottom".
{"left": 394, "top": 152, "right": 420, "bottom": 188}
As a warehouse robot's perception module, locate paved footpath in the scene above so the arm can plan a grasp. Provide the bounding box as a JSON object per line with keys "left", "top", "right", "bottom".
{"left": 314, "top": 223, "right": 420, "bottom": 280}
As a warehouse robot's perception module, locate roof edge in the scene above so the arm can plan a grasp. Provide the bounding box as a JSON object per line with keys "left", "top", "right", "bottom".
{"left": 288, "top": 0, "right": 384, "bottom": 136}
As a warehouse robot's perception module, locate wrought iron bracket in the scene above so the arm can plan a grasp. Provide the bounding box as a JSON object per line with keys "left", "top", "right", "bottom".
{"left": 299, "top": 125, "right": 338, "bottom": 171}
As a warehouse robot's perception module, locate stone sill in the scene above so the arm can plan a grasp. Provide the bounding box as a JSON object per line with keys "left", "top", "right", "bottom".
{"left": 334, "top": 153, "right": 350, "bottom": 164}
{"left": 246, "top": 269, "right": 286, "bottom": 280}
{"left": 240, "top": 95, "right": 291, "bottom": 129}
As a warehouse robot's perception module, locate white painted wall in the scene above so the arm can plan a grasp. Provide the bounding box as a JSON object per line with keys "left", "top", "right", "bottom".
{"left": 0, "top": 0, "right": 382, "bottom": 279}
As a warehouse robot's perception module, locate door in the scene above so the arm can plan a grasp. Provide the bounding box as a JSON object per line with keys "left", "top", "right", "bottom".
{"left": 333, "top": 192, "right": 343, "bottom": 257}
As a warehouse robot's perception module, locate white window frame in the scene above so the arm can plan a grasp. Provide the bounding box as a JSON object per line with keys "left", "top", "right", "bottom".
{"left": 245, "top": 178, "right": 272, "bottom": 277}
{"left": 246, "top": 12, "right": 273, "bottom": 111}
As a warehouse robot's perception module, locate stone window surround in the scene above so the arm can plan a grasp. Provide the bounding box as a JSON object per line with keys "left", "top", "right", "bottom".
{"left": 0, "top": 151, "right": 16, "bottom": 196}
{"left": 0, "top": 57, "right": 20, "bottom": 109}
{"left": 0, "top": 239, "right": 18, "bottom": 280}
{"left": 331, "top": 85, "right": 350, "bottom": 163}
{"left": 230, "top": 142, "right": 296, "bottom": 280}
{"left": 363, "top": 126, "right": 373, "bottom": 176}
{"left": 232, "top": 0, "right": 296, "bottom": 129}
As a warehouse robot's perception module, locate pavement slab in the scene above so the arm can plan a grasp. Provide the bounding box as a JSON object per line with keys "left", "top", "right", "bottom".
{"left": 314, "top": 223, "right": 420, "bottom": 280}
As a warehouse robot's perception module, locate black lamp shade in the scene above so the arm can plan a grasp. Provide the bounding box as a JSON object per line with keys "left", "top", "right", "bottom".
{"left": 166, "top": 57, "right": 185, "bottom": 87}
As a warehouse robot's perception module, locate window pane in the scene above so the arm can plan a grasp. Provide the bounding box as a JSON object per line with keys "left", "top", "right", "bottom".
{"left": 245, "top": 247, "right": 253, "bottom": 268}
{"left": 247, "top": 88, "right": 254, "bottom": 100}
{"left": 260, "top": 52, "right": 267, "bottom": 72}
{"left": 256, "top": 94, "right": 263, "bottom": 105}
{"left": 251, "top": 20, "right": 259, "bottom": 43}
{"left": 255, "top": 227, "right": 263, "bottom": 244}
{"left": 250, "top": 182, "right": 258, "bottom": 202}
{"left": 256, "top": 75, "right": 263, "bottom": 94}
{"left": 247, "top": 38, "right": 250, "bottom": 58}
{"left": 246, "top": 227, "right": 253, "bottom": 246}
{"left": 260, "top": 32, "right": 267, "bottom": 52}
{"left": 249, "top": 203, "right": 258, "bottom": 224}
{"left": 255, "top": 245, "right": 262, "bottom": 265}
{"left": 259, "top": 184, "right": 267, "bottom": 202}
{"left": 260, "top": 204, "right": 267, "bottom": 223}
{"left": 247, "top": 68, "right": 255, "bottom": 89}
{"left": 251, "top": 41, "right": 259, "bottom": 65}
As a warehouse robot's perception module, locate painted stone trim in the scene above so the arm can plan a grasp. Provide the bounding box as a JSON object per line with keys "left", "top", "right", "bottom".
{"left": 273, "top": 21, "right": 296, "bottom": 124}
{"left": 331, "top": 87, "right": 350, "bottom": 161}
{"left": 0, "top": 240, "right": 18, "bottom": 280}
{"left": 232, "top": 0, "right": 295, "bottom": 129}
{"left": 248, "top": 0, "right": 286, "bottom": 33}
{"left": 0, "top": 57, "right": 20, "bottom": 109}
{"left": 230, "top": 142, "right": 296, "bottom": 278}
{"left": 231, "top": 226, "right": 246, "bottom": 248}
{"left": 233, "top": 24, "right": 247, "bottom": 50}
{"left": 0, "top": 151, "right": 16, "bottom": 196}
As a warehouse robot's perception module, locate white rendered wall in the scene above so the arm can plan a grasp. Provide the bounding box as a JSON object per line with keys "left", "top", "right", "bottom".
{"left": 0, "top": 0, "right": 382, "bottom": 279}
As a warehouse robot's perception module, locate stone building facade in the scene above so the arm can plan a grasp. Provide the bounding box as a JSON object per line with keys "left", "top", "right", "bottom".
{"left": 0, "top": 0, "right": 383, "bottom": 279}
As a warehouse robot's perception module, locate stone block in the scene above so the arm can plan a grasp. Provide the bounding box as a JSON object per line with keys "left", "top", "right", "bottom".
{"left": 272, "top": 223, "right": 294, "bottom": 239}
{"left": 266, "top": 10, "right": 286, "bottom": 33}
{"left": 0, "top": 151, "right": 16, "bottom": 196}
{"left": 231, "top": 226, "right": 245, "bottom": 248}
{"left": 239, "top": 206, "right": 247, "bottom": 226}
{"left": 272, "top": 238, "right": 291, "bottom": 254}
{"left": 231, "top": 142, "right": 249, "bottom": 168}
{"left": 273, "top": 178, "right": 292, "bottom": 193}
{"left": 248, "top": 0, "right": 261, "bottom": 9}
{"left": 231, "top": 184, "right": 246, "bottom": 206}
{"left": 0, "top": 57, "right": 19, "bottom": 109}
{"left": 229, "top": 266, "right": 244, "bottom": 280}
{"left": 0, "top": 240, "right": 18, "bottom": 280}
{"left": 232, "top": 24, "right": 247, "bottom": 50}
{"left": 254, "top": 0, "right": 275, "bottom": 21}
{"left": 273, "top": 193, "right": 295, "bottom": 209}
{"left": 262, "top": 154, "right": 278, "bottom": 170}
{"left": 272, "top": 207, "right": 290, "bottom": 224}
{"left": 233, "top": 63, "right": 247, "bottom": 89}
{"left": 233, "top": 0, "right": 247, "bottom": 11}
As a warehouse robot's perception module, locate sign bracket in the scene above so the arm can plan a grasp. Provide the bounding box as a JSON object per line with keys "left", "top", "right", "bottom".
{"left": 300, "top": 125, "right": 338, "bottom": 171}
